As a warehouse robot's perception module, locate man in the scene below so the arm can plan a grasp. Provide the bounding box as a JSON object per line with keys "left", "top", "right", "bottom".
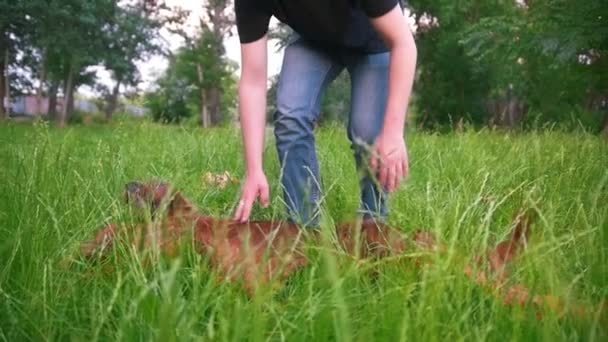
{"left": 233, "top": 0, "right": 417, "bottom": 226}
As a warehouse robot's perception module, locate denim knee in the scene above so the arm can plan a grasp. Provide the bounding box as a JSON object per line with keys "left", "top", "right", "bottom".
{"left": 273, "top": 106, "right": 316, "bottom": 152}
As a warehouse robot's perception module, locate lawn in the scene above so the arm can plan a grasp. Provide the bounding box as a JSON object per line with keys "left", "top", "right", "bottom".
{"left": 0, "top": 121, "right": 606, "bottom": 341}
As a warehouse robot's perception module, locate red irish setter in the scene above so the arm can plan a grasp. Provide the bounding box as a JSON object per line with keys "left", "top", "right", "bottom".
{"left": 72, "top": 180, "right": 604, "bottom": 320}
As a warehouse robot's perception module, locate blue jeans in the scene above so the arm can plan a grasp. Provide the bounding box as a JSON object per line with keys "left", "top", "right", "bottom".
{"left": 274, "top": 36, "right": 389, "bottom": 226}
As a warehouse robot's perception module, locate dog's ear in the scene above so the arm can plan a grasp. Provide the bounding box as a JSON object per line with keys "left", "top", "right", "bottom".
{"left": 124, "top": 181, "right": 147, "bottom": 204}
{"left": 149, "top": 181, "right": 171, "bottom": 210}
{"left": 168, "top": 192, "right": 194, "bottom": 217}
{"left": 124, "top": 180, "right": 176, "bottom": 217}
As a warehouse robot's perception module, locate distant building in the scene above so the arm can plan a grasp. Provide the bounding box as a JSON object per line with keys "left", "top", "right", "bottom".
{"left": 122, "top": 103, "right": 147, "bottom": 117}
{"left": 8, "top": 96, "right": 59, "bottom": 116}
{"left": 5, "top": 95, "right": 147, "bottom": 118}
{"left": 7, "top": 95, "right": 99, "bottom": 116}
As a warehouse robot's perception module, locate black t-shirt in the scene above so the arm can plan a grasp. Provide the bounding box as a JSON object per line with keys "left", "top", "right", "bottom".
{"left": 235, "top": 0, "right": 402, "bottom": 53}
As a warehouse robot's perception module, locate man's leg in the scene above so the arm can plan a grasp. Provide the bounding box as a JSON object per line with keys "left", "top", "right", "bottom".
{"left": 274, "top": 38, "right": 343, "bottom": 225}
{"left": 345, "top": 52, "right": 390, "bottom": 220}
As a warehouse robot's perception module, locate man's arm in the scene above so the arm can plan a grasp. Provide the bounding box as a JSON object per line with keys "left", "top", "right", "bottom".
{"left": 239, "top": 37, "right": 268, "bottom": 177}
{"left": 369, "top": 4, "right": 417, "bottom": 192}
{"left": 370, "top": 5, "right": 417, "bottom": 138}
{"left": 233, "top": 36, "right": 270, "bottom": 222}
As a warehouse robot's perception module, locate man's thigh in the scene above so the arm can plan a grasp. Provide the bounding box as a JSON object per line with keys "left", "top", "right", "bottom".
{"left": 275, "top": 38, "right": 344, "bottom": 121}
{"left": 345, "top": 52, "right": 390, "bottom": 144}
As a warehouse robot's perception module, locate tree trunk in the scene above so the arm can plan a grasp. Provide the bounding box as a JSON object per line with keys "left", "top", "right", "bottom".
{"left": 0, "top": 43, "right": 5, "bottom": 120}
{"left": 196, "top": 63, "right": 210, "bottom": 127}
{"left": 36, "top": 53, "right": 47, "bottom": 116}
{"left": 208, "top": 87, "right": 222, "bottom": 125}
{"left": 67, "top": 84, "right": 75, "bottom": 118}
{"left": 105, "top": 80, "right": 120, "bottom": 121}
{"left": 47, "top": 80, "right": 59, "bottom": 120}
{"left": 3, "top": 48, "right": 10, "bottom": 117}
{"left": 58, "top": 62, "right": 75, "bottom": 128}
{"left": 200, "top": 88, "right": 209, "bottom": 127}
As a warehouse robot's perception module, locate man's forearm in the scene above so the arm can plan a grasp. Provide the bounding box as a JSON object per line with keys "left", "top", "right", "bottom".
{"left": 238, "top": 81, "right": 267, "bottom": 173}
{"left": 382, "top": 32, "right": 417, "bottom": 136}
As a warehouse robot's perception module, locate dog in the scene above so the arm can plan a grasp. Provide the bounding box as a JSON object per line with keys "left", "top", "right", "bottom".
{"left": 78, "top": 180, "right": 443, "bottom": 292}
{"left": 72, "top": 180, "right": 604, "bottom": 321}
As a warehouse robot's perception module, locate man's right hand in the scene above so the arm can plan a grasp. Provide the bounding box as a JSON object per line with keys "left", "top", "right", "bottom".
{"left": 233, "top": 169, "right": 270, "bottom": 222}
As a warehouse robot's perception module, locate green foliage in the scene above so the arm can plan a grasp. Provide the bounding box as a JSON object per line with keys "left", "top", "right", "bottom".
{"left": 42, "top": 0, "right": 116, "bottom": 72}
{"left": 0, "top": 0, "right": 179, "bottom": 123}
{"left": 460, "top": 0, "right": 607, "bottom": 123}
{"left": 410, "top": 0, "right": 608, "bottom": 131}
{"left": 0, "top": 122, "right": 606, "bottom": 340}
{"left": 145, "top": 31, "right": 237, "bottom": 126}
{"left": 410, "top": 0, "right": 514, "bottom": 128}
{"left": 102, "top": 4, "right": 164, "bottom": 87}
{"left": 145, "top": 75, "right": 194, "bottom": 124}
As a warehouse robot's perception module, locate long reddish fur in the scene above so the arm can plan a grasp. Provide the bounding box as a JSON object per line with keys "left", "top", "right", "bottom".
{"left": 72, "top": 180, "right": 604, "bottom": 320}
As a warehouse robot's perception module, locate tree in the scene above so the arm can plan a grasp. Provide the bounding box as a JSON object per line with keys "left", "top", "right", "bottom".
{"left": 0, "top": 0, "right": 174, "bottom": 125}
{"left": 101, "top": 0, "right": 187, "bottom": 121}
{"left": 196, "top": 0, "right": 235, "bottom": 126}
{"left": 101, "top": 5, "right": 163, "bottom": 121}
{"left": 159, "top": 0, "right": 236, "bottom": 127}
{"left": 145, "top": 67, "right": 194, "bottom": 124}
{"left": 0, "top": 0, "right": 40, "bottom": 119}
{"left": 409, "top": 0, "right": 514, "bottom": 129}
{"left": 461, "top": 0, "right": 607, "bottom": 131}
{"left": 145, "top": 35, "right": 237, "bottom": 125}
{"left": 409, "top": 0, "right": 607, "bottom": 131}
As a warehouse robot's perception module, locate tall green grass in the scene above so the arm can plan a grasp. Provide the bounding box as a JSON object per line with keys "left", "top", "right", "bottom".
{"left": 0, "top": 121, "right": 606, "bottom": 341}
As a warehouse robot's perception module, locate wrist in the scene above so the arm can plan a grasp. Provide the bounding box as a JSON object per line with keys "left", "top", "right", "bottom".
{"left": 245, "top": 163, "right": 264, "bottom": 176}
{"left": 381, "top": 118, "right": 405, "bottom": 138}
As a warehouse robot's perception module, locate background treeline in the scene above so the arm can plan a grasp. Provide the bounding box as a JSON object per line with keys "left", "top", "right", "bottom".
{"left": 1, "top": 0, "right": 606, "bottom": 133}
{"left": 0, "top": 0, "right": 177, "bottom": 126}
{"left": 269, "top": 0, "right": 607, "bottom": 133}
{"left": 412, "top": 0, "right": 607, "bottom": 133}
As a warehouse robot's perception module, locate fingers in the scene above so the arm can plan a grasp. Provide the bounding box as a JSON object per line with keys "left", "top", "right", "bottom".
{"left": 369, "top": 152, "right": 378, "bottom": 173}
{"left": 238, "top": 196, "right": 254, "bottom": 223}
{"left": 233, "top": 183, "right": 270, "bottom": 222}
{"left": 379, "top": 161, "right": 389, "bottom": 191}
{"left": 385, "top": 163, "right": 394, "bottom": 192}
{"left": 232, "top": 195, "right": 249, "bottom": 222}
{"left": 402, "top": 159, "right": 409, "bottom": 179}
{"left": 391, "top": 162, "right": 403, "bottom": 192}
{"left": 259, "top": 184, "right": 270, "bottom": 208}
{"left": 379, "top": 155, "right": 408, "bottom": 193}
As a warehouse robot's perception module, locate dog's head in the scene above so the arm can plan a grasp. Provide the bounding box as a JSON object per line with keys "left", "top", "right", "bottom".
{"left": 124, "top": 180, "right": 195, "bottom": 218}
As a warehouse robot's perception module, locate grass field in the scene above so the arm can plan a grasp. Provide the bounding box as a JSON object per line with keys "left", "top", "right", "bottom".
{"left": 0, "top": 121, "right": 606, "bottom": 341}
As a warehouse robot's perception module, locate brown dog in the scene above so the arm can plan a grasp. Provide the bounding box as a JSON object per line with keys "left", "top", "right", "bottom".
{"left": 78, "top": 180, "right": 443, "bottom": 292}
{"left": 73, "top": 180, "right": 606, "bottom": 321}
{"left": 77, "top": 181, "right": 532, "bottom": 295}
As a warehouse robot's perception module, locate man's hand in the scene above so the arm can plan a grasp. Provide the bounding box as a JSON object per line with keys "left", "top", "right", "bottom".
{"left": 370, "top": 131, "right": 409, "bottom": 193}
{"left": 233, "top": 169, "right": 270, "bottom": 222}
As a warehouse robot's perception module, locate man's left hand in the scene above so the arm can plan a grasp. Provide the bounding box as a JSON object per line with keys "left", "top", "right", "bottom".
{"left": 370, "top": 131, "right": 409, "bottom": 193}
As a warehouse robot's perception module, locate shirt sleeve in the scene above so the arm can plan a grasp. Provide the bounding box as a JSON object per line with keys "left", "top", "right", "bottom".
{"left": 235, "top": 0, "right": 272, "bottom": 44}
{"left": 360, "top": 0, "right": 400, "bottom": 18}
